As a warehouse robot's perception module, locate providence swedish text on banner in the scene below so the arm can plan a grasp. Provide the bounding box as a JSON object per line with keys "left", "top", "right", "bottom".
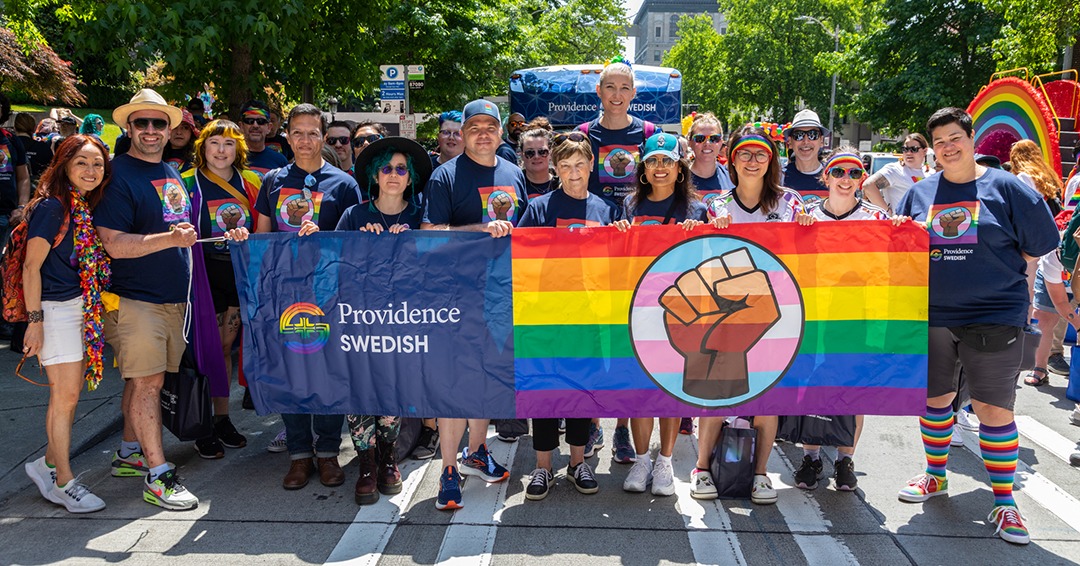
{"left": 234, "top": 223, "right": 929, "bottom": 418}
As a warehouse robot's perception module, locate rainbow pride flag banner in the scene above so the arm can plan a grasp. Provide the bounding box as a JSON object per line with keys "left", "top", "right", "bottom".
{"left": 512, "top": 222, "right": 929, "bottom": 417}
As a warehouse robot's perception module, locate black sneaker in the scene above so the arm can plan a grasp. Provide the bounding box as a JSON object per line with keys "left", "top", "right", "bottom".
{"left": 567, "top": 462, "right": 599, "bottom": 494}
{"left": 794, "top": 455, "right": 823, "bottom": 489}
{"left": 215, "top": 416, "right": 247, "bottom": 449}
{"left": 242, "top": 387, "right": 254, "bottom": 410}
{"left": 525, "top": 468, "right": 553, "bottom": 501}
{"left": 834, "top": 456, "right": 858, "bottom": 491}
{"left": 195, "top": 435, "right": 224, "bottom": 459}
{"left": 412, "top": 427, "right": 438, "bottom": 460}
{"left": 1048, "top": 353, "right": 1070, "bottom": 375}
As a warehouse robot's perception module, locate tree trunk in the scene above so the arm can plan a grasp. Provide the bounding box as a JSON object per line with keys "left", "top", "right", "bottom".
{"left": 228, "top": 42, "right": 253, "bottom": 120}
{"left": 303, "top": 83, "right": 314, "bottom": 104}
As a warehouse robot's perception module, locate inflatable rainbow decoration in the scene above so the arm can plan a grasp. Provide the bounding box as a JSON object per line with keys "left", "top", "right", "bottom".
{"left": 967, "top": 76, "right": 1062, "bottom": 176}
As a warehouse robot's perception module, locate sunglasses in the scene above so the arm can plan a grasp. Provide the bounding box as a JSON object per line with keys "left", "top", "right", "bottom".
{"left": 901, "top": 145, "right": 924, "bottom": 153}
{"left": 691, "top": 134, "right": 724, "bottom": 144}
{"left": 553, "top": 132, "right": 588, "bottom": 145}
{"left": 644, "top": 156, "right": 676, "bottom": 169}
{"left": 380, "top": 165, "right": 409, "bottom": 176}
{"left": 303, "top": 174, "right": 317, "bottom": 200}
{"left": 438, "top": 129, "right": 462, "bottom": 139}
{"left": 509, "top": 120, "right": 526, "bottom": 127}
{"left": 789, "top": 130, "right": 821, "bottom": 141}
{"left": 735, "top": 150, "right": 771, "bottom": 163}
{"left": 827, "top": 166, "right": 866, "bottom": 180}
{"left": 352, "top": 134, "right": 383, "bottom": 147}
{"left": 326, "top": 136, "right": 350, "bottom": 146}
{"left": 241, "top": 118, "right": 269, "bottom": 126}
{"left": 523, "top": 148, "right": 550, "bottom": 159}
{"left": 131, "top": 118, "right": 169, "bottom": 131}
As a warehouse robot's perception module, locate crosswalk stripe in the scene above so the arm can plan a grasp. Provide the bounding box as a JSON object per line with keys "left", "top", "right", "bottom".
{"left": 672, "top": 432, "right": 748, "bottom": 566}
{"left": 324, "top": 458, "right": 431, "bottom": 565}
{"left": 1014, "top": 415, "right": 1080, "bottom": 466}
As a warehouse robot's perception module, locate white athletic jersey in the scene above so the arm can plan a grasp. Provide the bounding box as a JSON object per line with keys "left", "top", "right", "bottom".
{"left": 707, "top": 187, "right": 804, "bottom": 223}
{"left": 876, "top": 161, "right": 931, "bottom": 209}
{"left": 805, "top": 198, "right": 889, "bottom": 221}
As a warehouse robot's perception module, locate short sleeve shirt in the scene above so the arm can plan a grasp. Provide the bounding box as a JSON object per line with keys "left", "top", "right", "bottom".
{"left": 1039, "top": 250, "right": 1071, "bottom": 291}
{"left": 782, "top": 160, "right": 827, "bottom": 205}
{"left": 518, "top": 189, "right": 623, "bottom": 228}
{"left": 0, "top": 129, "right": 28, "bottom": 213}
{"left": 93, "top": 154, "right": 192, "bottom": 304}
{"left": 623, "top": 193, "right": 709, "bottom": 225}
{"left": 525, "top": 177, "right": 555, "bottom": 199}
{"left": 708, "top": 187, "right": 804, "bottom": 223}
{"left": 876, "top": 161, "right": 931, "bottom": 210}
{"left": 583, "top": 117, "right": 649, "bottom": 206}
{"left": 691, "top": 163, "right": 736, "bottom": 212}
{"left": 27, "top": 197, "right": 78, "bottom": 301}
{"left": 422, "top": 154, "right": 527, "bottom": 226}
{"left": 247, "top": 148, "right": 289, "bottom": 179}
{"left": 254, "top": 163, "right": 361, "bottom": 232}
{"left": 805, "top": 198, "right": 890, "bottom": 221}
{"left": 336, "top": 202, "right": 422, "bottom": 231}
{"left": 895, "top": 167, "right": 1060, "bottom": 327}
{"left": 163, "top": 146, "right": 194, "bottom": 174}
{"left": 195, "top": 169, "right": 252, "bottom": 255}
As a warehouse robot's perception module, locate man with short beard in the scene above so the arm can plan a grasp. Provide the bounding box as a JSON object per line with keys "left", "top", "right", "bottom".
{"left": 239, "top": 100, "right": 288, "bottom": 178}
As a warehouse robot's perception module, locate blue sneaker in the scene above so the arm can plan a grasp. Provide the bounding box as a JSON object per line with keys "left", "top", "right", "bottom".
{"left": 611, "top": 426, "right": 636, "bottom": 464}
{"left": 436, "top": 466, "right": 463, "bottom": 510}
{"left": 459, "top": 443, "right": 509, "bottom": 483}
{"left": 584, "top": 423, "right": 604, "bottom": 457}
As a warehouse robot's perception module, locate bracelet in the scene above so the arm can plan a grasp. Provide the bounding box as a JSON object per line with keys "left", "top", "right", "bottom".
{"left": 27, "top": 310, "right": 43, "bottom": 323}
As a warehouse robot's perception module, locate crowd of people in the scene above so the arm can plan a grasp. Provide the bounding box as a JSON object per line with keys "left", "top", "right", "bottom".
{"left": 3, "top": 59, "right": 1078, "bottom": 547}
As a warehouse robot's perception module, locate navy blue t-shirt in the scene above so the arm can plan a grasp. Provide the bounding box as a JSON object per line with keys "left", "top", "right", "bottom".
{"left": 623, "top": 193, "right": 709, "bottom": 225}
{"left": 583, "top": 117, "right": 652, "bottom": 206}
{"left": 336, "top": 202, "right": 422, "bottom": 231}
{"left": 195, "top": 170, "right": 252, "bottom": 255}
{"left": 163, "top": 146, "right": 193, "bottom": 174}
{"left": 0, "top": 129, "right": 28, "bottom": 213}
{"left": 692, "top": 163, "right": 736, "bottom": 211}
{"left": 895, "top": 167, "right": 1059, "bottom": 327}
{"left": 525, "top": 177, "right": 555, "bottom": 199}
{"left": 265, "top": 134, "right": 294, "bottom": 161}
{"left": 497, "top": 141, "right": 518, "bottom": 165}
{"left": 255, "top": 163, "right": 361, "bottom": 232}
{"left": 422, "top": 154, "right": 527, "bottom": 226}
{"left": 518, "top": 189, "right": 623, "bottom": 228}
{"left": 782, "top": 160, "right": 828, "bottom": 206}
{"left": 93, "top": 154, "right": 192, "bottom": 304}
{"left": 247, "top": 148, "right": 289, "bottom": 179}
{"left": 27, "top": 197, "right": 78, "bottom": 301}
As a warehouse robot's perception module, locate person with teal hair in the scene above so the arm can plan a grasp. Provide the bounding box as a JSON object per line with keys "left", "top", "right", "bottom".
{"left": 77, "top": 114, "right": 109, "bottom": 152}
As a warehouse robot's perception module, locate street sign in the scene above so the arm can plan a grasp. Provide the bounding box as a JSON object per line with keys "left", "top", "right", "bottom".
{"left": 408, "top": 65, "right": 425, "bottom": 90}
{"left": 399, "top": 114, "right": 417, "bottom": 139}
{"left": 380, "top": 64, "right": 407, "bottom": 102}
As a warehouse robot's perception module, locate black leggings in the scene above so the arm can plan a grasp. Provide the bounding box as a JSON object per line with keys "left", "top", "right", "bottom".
{"left": 532, "top": 418, "right": 590, "bottom": 452}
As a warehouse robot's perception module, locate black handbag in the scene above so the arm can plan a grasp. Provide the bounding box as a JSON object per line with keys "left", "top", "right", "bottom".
{"left": 710, "top": 425, "right": 757, "bottom": 499}
{"left": 160, "top": 348, "right": 214, "bottom": 442}
{"left": 777, "top": 414, "right": 857, "bottom": 447}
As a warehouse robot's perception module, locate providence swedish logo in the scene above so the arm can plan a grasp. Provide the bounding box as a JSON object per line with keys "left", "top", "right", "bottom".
{"left": 280, "top": 303, "right": 330, "bottom": 354}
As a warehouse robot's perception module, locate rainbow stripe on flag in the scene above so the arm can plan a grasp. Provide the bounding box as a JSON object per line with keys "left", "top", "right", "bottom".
{"left": 512, "top": 222, "right": 929, "bottom": 417}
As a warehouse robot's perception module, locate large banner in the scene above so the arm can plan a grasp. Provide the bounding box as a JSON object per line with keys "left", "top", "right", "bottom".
{"left": 235, "top": 223, "right": 929, "bottom": 418}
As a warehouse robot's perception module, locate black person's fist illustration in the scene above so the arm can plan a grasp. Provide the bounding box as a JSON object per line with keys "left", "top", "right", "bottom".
{"left": 938, "top": 208, "right": 967, "bottom": 238}
{"left": 286, "top": 198, "right": 310, "bottom": 225}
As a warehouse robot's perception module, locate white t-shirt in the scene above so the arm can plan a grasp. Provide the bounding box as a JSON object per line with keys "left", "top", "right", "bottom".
{"left": 805, "top": 198, "right": 889, "bottom": 221}
{"left": 876, "top": 161, "right": 931, "bottom": 209}
{"left": 707, "top": 187, "right": 804, "bottom": 223}
{"left": 1039, "top": 249, "right": 1071, "bottom": 289}
{"left": 1064, "top": 173, "right": 1080, "bottom": 211}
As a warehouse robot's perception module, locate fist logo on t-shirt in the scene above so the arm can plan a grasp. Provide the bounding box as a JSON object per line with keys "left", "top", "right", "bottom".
{"left": 152, "top": 179, "right": 191, "bottom": 225}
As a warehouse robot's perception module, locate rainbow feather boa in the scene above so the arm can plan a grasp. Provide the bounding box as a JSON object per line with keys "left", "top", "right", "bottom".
{"left": 72, "top": 191, "right": 110, "bottom": 390}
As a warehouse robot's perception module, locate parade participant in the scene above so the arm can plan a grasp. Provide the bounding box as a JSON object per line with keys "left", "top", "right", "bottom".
{"left": 94, "top": 89, "right": 200, "bottom": 510}
{"left": 255, "top": 103, "right": 361, "bottom": 490}
{"left": 337, "top": 137, "right": 432, "bottom": 504}
{"left": 622, "top": 131, "right": 707, "bottom": 497}
{"left": 1023, "top": 230, "right": 1076, "bottom": 387}
{"left": 894, "top": 107, "right": 1059, "bottom": 545}
{"left": 497, "top": 112, "right": 525, "bottom": 165}
{"left": 77, "top": 114, "right": 109, "bottom": 153}
{"left": 264, "top": 108, "right": 294, "bottom": 160}
{"left": 431, "top": 111, "right": 463, "bottom": 169}
{"left": 239, "top": 100, "right": 288, "bottom": 178}
{"left": 325, "top": 121, "right": 356, "bottom": 173}
{"left": 13, "top": 112, "right": 53, "bottom": 185}
{"left": 863, "top": 133, "right": 932, "bottom": 213}
{"left": 520, "top": 128, "right": 554, "bottom": 198}
{"left": 22, "top": 135, "right": 111, "bottom": 513}
{"left": 187, "top": 97, "right": 209, "bottom": 129}
{"left": 1011, "top": 139, "right": 1063, "bottom": 217}
{"left": 352, "top": 121, "right": 387, "bottom": 160}
{"left": 517, "top": 132, "right": 627, "bottom": 500}
{"left": 181, "top": 119, "right": 261, "bottom": 458}
{"left": 793, "top": 147, "right": 896, "bottom": 492}
{"left": 698, "top": 127, "right": 804, "bottom": 505}
{"left": 163, "top": 109, "right": 199, "bottom": 173}
{"left": 687, "top": 113, "right": 735, "bottom": 210}
{"left": 0, "top": 93, "right": 31, "bottom": 244}
{"left": 781, "top": 109, "right": 830, "bottom": 204}
{"left": 421, "top": 99, "right": 526, "bottom": 510}
{"left": 578, "top": 61, "right": 657, "bottom": 463}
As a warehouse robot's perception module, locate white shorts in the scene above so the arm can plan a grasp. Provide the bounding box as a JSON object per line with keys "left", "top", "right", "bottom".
{"left": 40, "top": 296, "right": 84, "bottom": 367}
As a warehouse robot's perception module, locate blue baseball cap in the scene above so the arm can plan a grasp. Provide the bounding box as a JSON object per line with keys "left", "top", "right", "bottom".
{"left": 462, "top": 99, "right": 501, "bottom": 126}
{"left": 641, "top": 132, "right": 680, "bottom": 161}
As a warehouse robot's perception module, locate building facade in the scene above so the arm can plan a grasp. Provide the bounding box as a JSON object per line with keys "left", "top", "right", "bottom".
{"left": 631, "top": 0, "right": 728, "bottom": 65}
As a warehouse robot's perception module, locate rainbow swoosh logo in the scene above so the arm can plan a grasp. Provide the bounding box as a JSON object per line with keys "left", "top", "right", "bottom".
{"left": 280, "top": 303, "right": 330, "bottom": 354}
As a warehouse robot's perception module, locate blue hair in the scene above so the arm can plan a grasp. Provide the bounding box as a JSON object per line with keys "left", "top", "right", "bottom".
{"left": 365, "top": 149, "right": 420, "bottom": 209}
{"left": 79, "top": 114, "right": 105, "bottom": 136}
{"left": 438, "top": 111, "right": 463, "bottom": 127}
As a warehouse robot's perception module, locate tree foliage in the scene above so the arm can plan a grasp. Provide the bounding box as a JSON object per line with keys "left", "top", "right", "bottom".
{"left": 0, "top": 22, "right": 84, "bottom": 104}
{"left": 663, "top": 15, "right": 728, "bottom": 123}
{"left": 978, "top": 0, "right": 1080, "bottom": 73}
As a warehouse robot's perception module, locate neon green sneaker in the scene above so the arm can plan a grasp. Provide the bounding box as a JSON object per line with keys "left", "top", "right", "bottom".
{"left": 111, "top": 451, "right": 149, "bottom": 477}
{"left": 143, "top": 469, "right": 198, "bottom": 511}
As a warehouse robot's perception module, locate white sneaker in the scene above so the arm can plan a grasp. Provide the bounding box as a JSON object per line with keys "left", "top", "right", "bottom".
{"left": 266, "top": 429, "right": 287, "bottom": 453}
{"left": 623, "top": 458, "right": 652, "bottom": 492}
{"left": 25, "top": 456, "right": 56, "bottom": 499}
{"left": 1070, "top": 406, "right": 1080, "bottom": 427}
{"left": 955, "top": 409, "right": 979, "bottom": 432}
{"left": 48, "top": 474, "right": 105, "bottom": 513}
{"left": 651, "top": 458, "right": 675, "bottom": 496}
{"left": 690, "top": 468, "right": 718, "bottom": 500}
{"left": 950, "top": 432, "right": 965, "bottom": 447}
{"left": 751, "top": 474, "right": 777, "bottom": 505}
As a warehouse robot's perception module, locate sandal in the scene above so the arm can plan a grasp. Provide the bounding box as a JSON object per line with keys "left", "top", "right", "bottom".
{"left": 1024, "top": 367, "right": 1050, "bottom": 386}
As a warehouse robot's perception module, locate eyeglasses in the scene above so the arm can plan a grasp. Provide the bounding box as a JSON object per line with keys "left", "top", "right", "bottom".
{"left": 352, "top": 134, "right": 383, "bottom": 147}
{"left": 523, "top": 148, "right": 550, "bottom": 159}
{"left": 553, "top": 132, "right": 588, "bottom": 146}
{"left": 735, "top": 150, "right": 771, "bottom": 163}
{"left": 827, "top": 167, "right": 866, "bottom": 180}
{"left": 644, "top": 156, "right": 676, "bottom": 169}
{"left": 241, "top": 118, "right": 269, "bottom": 126}
{"left": 131, "top": 118, "right": 169, "bottom": 131}
{"left": 438, "top": 129, "right": 462, "bottom": 139}
{"left": 380, "top": 165, "right": 409, "bottom": 176}
{"left": 691, "top": 134, "right": 724, "bottom": 144}
{"left": 901, "top": 145, "right": 924, "bottom": 153}
{"left": 789, "top": 130, "right": 821, "bottom": 141}
{"left": 303, "top": 174, "right": 317, "bottom": 200}
{"left": 326, "top": 136, "right": 350, "bottom": 146}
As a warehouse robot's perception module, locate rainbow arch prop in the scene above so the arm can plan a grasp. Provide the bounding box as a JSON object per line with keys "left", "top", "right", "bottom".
{"left": 967, "top": 76, "right": 1061, "bottom": 176}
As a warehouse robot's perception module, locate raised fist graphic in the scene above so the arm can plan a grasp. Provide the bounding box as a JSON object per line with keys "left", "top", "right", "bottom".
{"left": 659, "top": 248, "right": 781, "bottom": 399}
{"left": 609, "top": 150, "right": 632, "bottom": 177}
{"left": 286, "top": 197, "right": 311, "bottom": 226}
{"left": 490, "top": 191, "right": 513, "bottom": 221}
{"left": 220, "top": 204, "right": 242, "bottom": 230}
{"left": 938, "top": 208, "right": 967, "bottom": 238}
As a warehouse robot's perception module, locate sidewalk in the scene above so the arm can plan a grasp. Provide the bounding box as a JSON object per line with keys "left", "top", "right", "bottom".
{"left": 0, "top": 341, "right": 125, "bottom": 505}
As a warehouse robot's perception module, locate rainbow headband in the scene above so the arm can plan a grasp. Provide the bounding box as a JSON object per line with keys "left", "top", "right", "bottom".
{"left": 243, "top": 108, "right": 270, "bottom": 120}
{"left": 824, "top": 153, "right": 864, "bottom": 171}
{"left": 731, "top": 135, "right": 773, "bottom": 157}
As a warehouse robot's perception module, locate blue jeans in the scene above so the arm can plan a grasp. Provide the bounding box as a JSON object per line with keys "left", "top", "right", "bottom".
{"left": 281, "top": 413, "right": 344, "bottom": 460}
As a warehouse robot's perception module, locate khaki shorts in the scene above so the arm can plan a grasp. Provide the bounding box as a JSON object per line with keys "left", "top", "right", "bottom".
{"left": 104, "top": 296, "right": 186, "bottom": 378}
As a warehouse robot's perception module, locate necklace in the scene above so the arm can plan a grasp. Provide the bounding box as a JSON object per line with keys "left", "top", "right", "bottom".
{"left": 376, "top": 199, "right": 406, "bottom": 228}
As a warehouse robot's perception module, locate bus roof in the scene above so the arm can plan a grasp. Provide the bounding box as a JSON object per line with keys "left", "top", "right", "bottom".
{"left": 509, "top": 65, "right": 682, "bottom": 127}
